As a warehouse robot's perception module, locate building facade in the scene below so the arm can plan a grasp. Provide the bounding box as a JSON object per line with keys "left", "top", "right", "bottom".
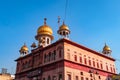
{"left": 0, "top": 68, "right": 15, "bottom": 80}
{"left": 15, "top": 18, "right": 116, "bottom": 80}
{"left": 0, "top": 74, "right": 14, "bottom": 80}
{"left": 112, "top": 74, "right": 120, "bottom": 80}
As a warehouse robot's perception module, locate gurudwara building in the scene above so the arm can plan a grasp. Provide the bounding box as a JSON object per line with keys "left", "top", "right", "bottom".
{"left": 15, "top": 18, "right": 117, "bottom": 80}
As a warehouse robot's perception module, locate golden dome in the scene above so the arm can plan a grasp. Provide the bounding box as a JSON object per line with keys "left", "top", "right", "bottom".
{"left": 20, "top": 44, "right": 28, "bottom": 52}
{"left": 37, "top": 24, "right": 53, "bottom": 36}
{"left": 59, "top": 23, "right": 69, "bottom": 31}
{"left": 103, "top": 44, "right": 111, "bottom": 51}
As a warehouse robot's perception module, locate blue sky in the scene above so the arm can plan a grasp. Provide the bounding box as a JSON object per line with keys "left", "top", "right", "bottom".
{"left": 0, "top": 0, "right": 120, "bottom": 74}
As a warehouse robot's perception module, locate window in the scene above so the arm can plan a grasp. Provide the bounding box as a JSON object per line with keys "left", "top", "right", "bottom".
{"left": 43, "top": 78, "right": 45, "bottom": 80}
{"left": 97, "top": 62, "right": 99, "bottom": 68}
{"left": 74, "top": 55, "right": 77, "bottom": 61}
{"left": 76, "top": 76, "right": 79, "bottom": 80}
{"left": 59, "top": 74, "right": 62, "bottom": 80}
{"left": 113, "top": 68, "right": 115, "bottom": 73}
{"left": 80, "top": 72, "right": 83, "bottom": 75}
{"left": 47, "top": 38, "right": 49, "bottom": 44}
{"left": 100, "top": 63, "right": 103, "bottom": 69}
{"left": 48, "top": 52, "right": 51, "bottom": 61}
{"left": 22, "top": 63, "right": 25, "bottom": 69}
{"left": 46, "top": 55, "right": 49, "bottom": 62}
{"left": 81, "top": 77, "right": 84, "bottom": 80}
{"left": 110, "top": 67, "right": 113, "bottom": 73}
{"left": 63, "top": 31, "right": 65, "bottom": 35}
{"left": 89, "top": 60, "right": 91, "bottom": 66}
{"left": 86, "top": 78, "right": 88, "bottom": 80}
{"left": 67, "top": 49, "right": 70, "bottom": 51}
{"left": 67, "top": 74, "right": 71, "bottom": 80}
{"left": 51, "top": 53, "right": 54, "bottom": 60}
{"left": 17, "top": 63, "right": 20, "bottom": 71}
{"left": 44, "top": 54, "right": 46, "bottom": 63}
{"left": 80, "top": 56, "right": 82, "bottom": 63}
{"left": 53, "top": 50, "right": 56, "bottom": 60}
{"left": 84, "top": 58, "right": 87, "bottom": 64}
{"left": 98, "top": 76, "right": 101, "bottom": 79}
{"left": 48, "top": 76, "right": 51, "bottom": 80}
{"left": 106, "top": 65, "right": 108, "bottom": 71}
{"left": 93, "top": 61, "right": 95, "bottom": 67}
{"left": 59, "top": 49, "right": 62, "bottom": 58}
{"left": 90, "top": 74, "right": 92, "bottom": 77}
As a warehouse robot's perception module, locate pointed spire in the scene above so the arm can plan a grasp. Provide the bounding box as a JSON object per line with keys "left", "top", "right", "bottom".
{"left": 105, "top": 43, "right": 107, "bottom": 46}
{"left": 102, "top": 43, "right": 112, "bottom": 56}
{"left": 44, "top": 18, "right": 47, "bottom": 25}
{"left": 63, "top": 21, "right": 65, "bottom": 25}
{"left": 24, "top": 43, "right": 26, "bottom": 47}
{"left": 31, "top": 42, "right": 37, "bottom": 48}
{"left": 58, "top": 16, "right": 60, "bottom": 24}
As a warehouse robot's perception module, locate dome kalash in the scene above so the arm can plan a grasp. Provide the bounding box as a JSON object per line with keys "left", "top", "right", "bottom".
{"left": 58, "top": 22, "right": 70, "bottom": 32}
{"left": 37, "top": 25, "right": 53, "bottom": 36}
{"left": 36, "top": 18, "right": 53, "bottom": 40}
{"left": 57, "top": 22, "right": 70, "bottom": 36}
{"left": 19, "top": 44, "right": 28, "bottom": 52}
{"left": 103, "top": 44, "right": 111, "bottom": 51}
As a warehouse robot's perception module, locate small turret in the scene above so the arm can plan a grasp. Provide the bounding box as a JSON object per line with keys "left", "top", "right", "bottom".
{"left": 35, "top": 18, "right": 54, "bottom": 47}
{"left": 19, "top": 43, "right": 29, "bottom": 57}
{"left": 102, "top": 43, "right": 112, "bottom": 56}
{"left": 57, "top": 22, "right": 70, "bottom": 39}
{"left": 31, "top": 42, "right": 37, "bottom": 48}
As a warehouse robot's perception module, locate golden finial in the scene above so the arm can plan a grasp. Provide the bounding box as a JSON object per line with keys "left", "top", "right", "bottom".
{"left": 44, "top": 18, "right": 47, "bottom": 25}
{"left": 20, "top": 43, "right": 28, "bottom": 52}
{"left": 58, "top": 16, "right": 60, "bottom": 27}
{"left": 103, "top": 43, "right": 111, "bottom": 51}
{"left": 58, "top": 16, "right": 60, "bottom": 23}
{"left": 31, "top": 42, "right": 36, "bottom": 48}
{"left": 63, "top": 21, "right": 65, "bottom": 25}
{"left": 24, "top": 43, "right": 26, "bottom": 46}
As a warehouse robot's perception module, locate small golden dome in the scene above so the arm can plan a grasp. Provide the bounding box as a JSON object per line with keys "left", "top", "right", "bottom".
{"left": 31, "top": 42, "right": 36, "bottom": 48}
{"left": 103, "top": 44, "right": 111, "bottom": 51}
{"left": 20, "top": 44, "right": 28, "bottom": 52}
{"left": 59, "top": 23, "right": 69, "bottom": 31}
{"left": 37, "top": 24, "right": 53, "bottom": 35}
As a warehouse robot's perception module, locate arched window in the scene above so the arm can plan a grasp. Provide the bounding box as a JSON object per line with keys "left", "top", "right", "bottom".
{"left": 48, "top": 52, "right": 51, "bottom": 61}
{"left": 22, "top": 63, "right": 25, "bottom": 69}
{"left": 59, "top": 49, "right": 62, "bottom": 58}
{"left": 97, "top": 62, "right": 99, "bottom": 68}
{"left": 93, "top": 61, "right": 95, "bottom": 67}
{"left": 53, "top": 50, "right": 56, "bottom": 60}
{"left": 67, "top": 74, "right": 71, "bottom": 80}
{"left": 44, "top": 54, "right": 46, "bottom": 63}
{"left": 47, "top": 38, "right": 49, "bottom": 44}
{"left": 84, "top": 58, "right": 87, "bottom": 64}
{"left": 81, "top": 77, "right": 84, "bottom": 80}
{"left": 63, "top": 31, "right": 65, "bottom": 35}
{"left": 100, "top": 63, "right": 103, "bottom": 69}
{"left": 48, "top": 75, "right": 51, "bottom": 80}
{"left": 89, "top": 60, "right": 91, "bottom": 66}
{"left": 80, "top": 56, "right": 82, "bottom": 63}
{"left": 57, "top": 46, "right": 63, "bottom": 58}
{"left": 113, "top": 68, "right": 115, "bottom": 73}
{"left": 106, "top": 65, "right": 108, "bottom": 71}
{"left": 74, "top": 55, "right": 77, "bottom": 61}
{"left": 59, "top": 74, "right": 62, "bottom": 80}
{"left": 110, "top": 67, "right": 113, "bottom": 73}
{"left": 76, "top": 76, "right": 78, "bottom": 80}
{"left": 17, "top": 63, "right": 20, "bottom": 71}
